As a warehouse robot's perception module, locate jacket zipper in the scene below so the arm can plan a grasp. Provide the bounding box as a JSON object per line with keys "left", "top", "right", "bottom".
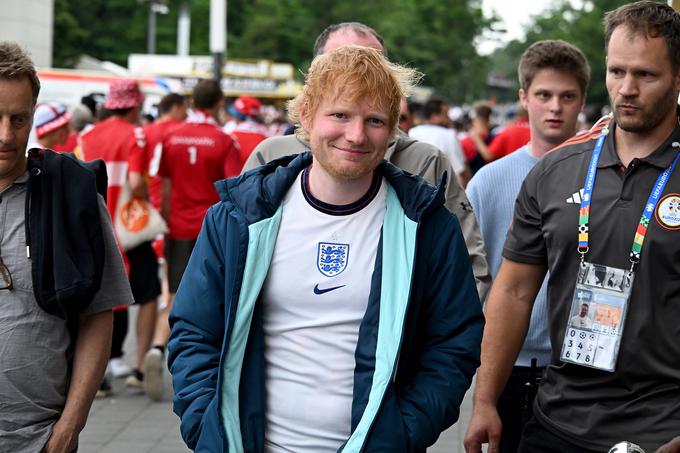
{"left": 357, "top": 221, "right": 421, "bottom": 452}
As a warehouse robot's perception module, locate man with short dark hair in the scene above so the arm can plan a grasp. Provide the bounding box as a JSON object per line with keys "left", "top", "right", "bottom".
{"left": 144, "top": 79, "right": 241, "bottom": 401}
{"left": 466, "top": 39, "right": 590, "bottom": 453}
{"left": 409, "top": 96, "right": 470, "bottom": 186}
{"left": 169, "top": 44, "right": 483, "bottom": 453}
{"left": 570, "top": 303, "right": 592, "bottom": 329}
{"left": 0, "top": 42, "right": 132, "bottom": 452}
{"left": 133, "top": 92, "right": 187, "bottom": 212}
{"left": 465, "top": 2, "right": 680, "bottom": 452}
{"left": 242, "top": 21, "right": 491, "bottom": 302}
{"left": 123, "top": 91, "right": 187, "bottom": 391}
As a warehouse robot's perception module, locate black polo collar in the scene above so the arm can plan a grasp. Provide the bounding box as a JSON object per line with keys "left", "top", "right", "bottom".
{"left": 598, "top": 114, "right": 680, "bottom": 169}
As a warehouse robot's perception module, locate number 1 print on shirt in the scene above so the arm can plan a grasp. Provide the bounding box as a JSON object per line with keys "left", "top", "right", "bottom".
{"left": 187, "top": 146, "right": 197, "bottom": 164}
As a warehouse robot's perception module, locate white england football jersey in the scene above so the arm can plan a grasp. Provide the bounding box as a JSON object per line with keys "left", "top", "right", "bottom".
{"left": 261, "top": 168, "right": 387, "bottom": 453}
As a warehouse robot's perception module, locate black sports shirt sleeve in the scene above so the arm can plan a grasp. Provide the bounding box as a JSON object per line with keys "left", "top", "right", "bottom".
{"left": 502, "top": 166, "right": 548, "bottom": 264}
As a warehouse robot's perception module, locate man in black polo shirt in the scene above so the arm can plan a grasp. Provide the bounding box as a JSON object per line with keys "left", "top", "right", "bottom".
{"left": 465, "top": 2, "right": 680, "bottom": 453}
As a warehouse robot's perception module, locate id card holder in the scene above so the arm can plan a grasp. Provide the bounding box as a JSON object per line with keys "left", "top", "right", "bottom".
{"left": 560, "top": 261, "right": 634, "bottom": 372}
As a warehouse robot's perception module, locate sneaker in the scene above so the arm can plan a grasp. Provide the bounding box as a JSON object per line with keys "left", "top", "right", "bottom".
{"left": 107, "top": 358, "right": 132, "bottom": 378}
{"left": 96, "top": 378, "right": 113, "bottom": 398}
{"left": 125, "top": 369, "right": 144, "bottom": 389}
{"left": 143, "top": 348, "right": 164, "bottom": 401}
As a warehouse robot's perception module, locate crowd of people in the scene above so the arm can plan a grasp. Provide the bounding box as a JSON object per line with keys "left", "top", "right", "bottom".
{"left": 2, "top": 1, "right": 680, "bottom": 453}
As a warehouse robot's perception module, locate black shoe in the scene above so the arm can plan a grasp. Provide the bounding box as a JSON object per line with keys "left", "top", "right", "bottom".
{"left": 96, "top": 377, "right": 113, "bottom": 398}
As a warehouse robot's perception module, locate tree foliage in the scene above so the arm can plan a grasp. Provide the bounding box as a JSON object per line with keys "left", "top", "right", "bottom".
{"left": 52, "top": 0, "right": 493, "bottom": 102}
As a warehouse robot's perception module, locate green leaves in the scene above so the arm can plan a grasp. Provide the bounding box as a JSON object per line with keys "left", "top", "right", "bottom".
{"left": 53, "top": 0, "right": 494, "bottom": 102}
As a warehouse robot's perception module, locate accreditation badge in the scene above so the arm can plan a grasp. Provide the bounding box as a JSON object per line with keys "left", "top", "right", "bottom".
{"left": 560, "top": 262, "right": 634, "bottom": 372}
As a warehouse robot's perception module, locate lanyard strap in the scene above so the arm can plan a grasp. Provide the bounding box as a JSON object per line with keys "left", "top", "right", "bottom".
{"left": 578, "top": 126, "right": 680, "bottom": 267}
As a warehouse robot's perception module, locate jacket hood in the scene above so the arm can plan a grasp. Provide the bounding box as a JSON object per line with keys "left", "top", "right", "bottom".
{"left": 215, "top": 151, "right": 446, "bottom": 225}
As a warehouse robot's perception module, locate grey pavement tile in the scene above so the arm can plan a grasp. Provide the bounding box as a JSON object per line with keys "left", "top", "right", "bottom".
{"left": 77, "top": 443, "right": 106, "bottom": 453}
{"left": 91, "top": 440, "right": 156, "bottom": 453}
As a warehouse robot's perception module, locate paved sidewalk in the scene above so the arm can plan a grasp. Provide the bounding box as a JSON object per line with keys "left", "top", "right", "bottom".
{"left": 79, "top": 307, "right": 474, "bottom": 452}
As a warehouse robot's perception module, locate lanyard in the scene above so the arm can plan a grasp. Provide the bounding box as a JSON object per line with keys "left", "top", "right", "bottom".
{"left": 577, "top": 125, "right": 680, "bottom": 269}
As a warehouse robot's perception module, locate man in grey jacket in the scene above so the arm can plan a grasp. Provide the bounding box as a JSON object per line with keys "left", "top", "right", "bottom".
{"left": 242, "top": 22, "right": 491, "bottom": 300}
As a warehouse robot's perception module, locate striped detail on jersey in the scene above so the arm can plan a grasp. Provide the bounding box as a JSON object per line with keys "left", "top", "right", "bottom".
{"left": 548, "top": 117, "right": 612, "bottom": 154}
{"left": 106, "top": 161, "right": 128, "bottom": 187}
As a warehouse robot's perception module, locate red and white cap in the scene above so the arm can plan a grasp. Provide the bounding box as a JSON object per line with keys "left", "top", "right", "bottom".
{"left": 104, "top": 79, "right": 145, "bottom": 110}
{"left": 230, "top": 96, "right": 261, "bottom": 119}
{"left": 34, "top": 102, "right": 71, "bottom": 138}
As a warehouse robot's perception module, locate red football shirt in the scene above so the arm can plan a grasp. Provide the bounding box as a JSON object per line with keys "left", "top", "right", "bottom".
{"left": 78, "top": 116, "right": 146, "bottom": 219}
{"left": 488, "top": 120, "right": 531, "bottom": 160}
{"left": 459, "top": 131, "right": 490, "bottom": 162}
{"left": 137, "top": 119, "right": 183, "bottom": 211}
{"left": 231, "top": 121, "right": 268, "bottom": 164}
{"left": 52, "top": 131, "right": 77, "bottom": 153}
{"left": 159, "top": 112, "right": 242, "bottom": 239}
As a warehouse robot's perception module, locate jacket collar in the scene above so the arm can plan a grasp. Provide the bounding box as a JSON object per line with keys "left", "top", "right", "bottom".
{"left": 216, "top": 151, "right": 446, "bottom": 225}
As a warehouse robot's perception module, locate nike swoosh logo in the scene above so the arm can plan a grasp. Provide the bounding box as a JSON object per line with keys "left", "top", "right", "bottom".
{"left": 313, "top": 284, "right": 346, "bottom": 295}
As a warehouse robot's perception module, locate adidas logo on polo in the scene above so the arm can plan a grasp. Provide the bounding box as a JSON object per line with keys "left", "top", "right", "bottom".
{"left": 566, "top": 188, "right": 585, "bottom": 204}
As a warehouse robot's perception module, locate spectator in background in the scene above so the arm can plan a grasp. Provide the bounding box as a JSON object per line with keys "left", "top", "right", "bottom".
{"left": 465, "top": 39, "right": 589, "bottom": 453}
{"left": 123, "top": 92, "right": 187, "bottom": 392}
{"left": 228, "top": 95, "right": 268, "bottom": 164}
{"left": 409, "top": 100, "right": 425, "bottom": 127}
{"left": 32, "top": 101, "right": 71, "bottom": 150}
{"left": 78, "top": 80, "right": 161, "bottom": 397}
{"left": 53, "top": 104, "right": 94, "bottom": 153}
{"left": 409, "top": 96, "right": 471, "bottom": 186}
{"left": 137, "top": 93, "right": 187, "bottom": 212}
{"left": 486, "top": 104, "right": 531, "bottom": 160}
{"left": 460, "top": 101, "right": 495, "bottom": 173}
{"left": 144, "top": 80, "right": 241, "bottom": 402}
{"left": 399, "top": 98, "right": 413, "bottom": 134}
{"left": 141, "top": 113, "right": 155, "bottom": 127}
{"left": 398, "top": 98, "right": 414, "bottom": 132}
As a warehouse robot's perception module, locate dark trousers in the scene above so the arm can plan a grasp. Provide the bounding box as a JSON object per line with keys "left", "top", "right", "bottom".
{"left": 497, "top": 365, "right": 543, "bottom": 453}
{"left": 110, "top": 308, "right": 128, "bottom": 359}
{"left": 518, "top": 417, "right": 601, "bottom": 453}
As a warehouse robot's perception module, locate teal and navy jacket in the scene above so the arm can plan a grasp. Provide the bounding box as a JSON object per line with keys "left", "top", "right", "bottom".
{"left": 168, "top": 152, "right": 484, "bottom": 452}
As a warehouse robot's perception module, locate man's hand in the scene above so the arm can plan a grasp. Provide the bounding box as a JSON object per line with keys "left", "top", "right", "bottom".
{"left": 464, "top": 260, "right": 544, "bottom": 453}
{"left": 128, "top": 171, "right": 149, "bottom": 199}
{"left": 43, "top": 310, "right": 112, "bottom": 453}
{"left": 463, "top": 402, "right": 502, "bottom": 453}
{"left": 42, "top": 419, "right": 78, "bottom": 453}
{"left": 657, "top": 437, "right": 680, "bottom": 453}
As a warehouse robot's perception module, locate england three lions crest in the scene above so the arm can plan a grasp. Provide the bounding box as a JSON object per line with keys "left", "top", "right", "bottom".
{"left": 317, "top": 242, "right": 349, "bottom": 277}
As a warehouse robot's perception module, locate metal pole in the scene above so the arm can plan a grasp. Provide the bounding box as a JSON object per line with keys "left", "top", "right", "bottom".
{"left": 212, "top": 53, "right": 223, "bottom": 86}
{"left": 210, "top": 0, "right": 226, "bottom": 82}
{"left": 177, "top": 2, "right": 191, "bottom": 56}
{"left": 147, "top": 1, "right": 156, "bottom": 54}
